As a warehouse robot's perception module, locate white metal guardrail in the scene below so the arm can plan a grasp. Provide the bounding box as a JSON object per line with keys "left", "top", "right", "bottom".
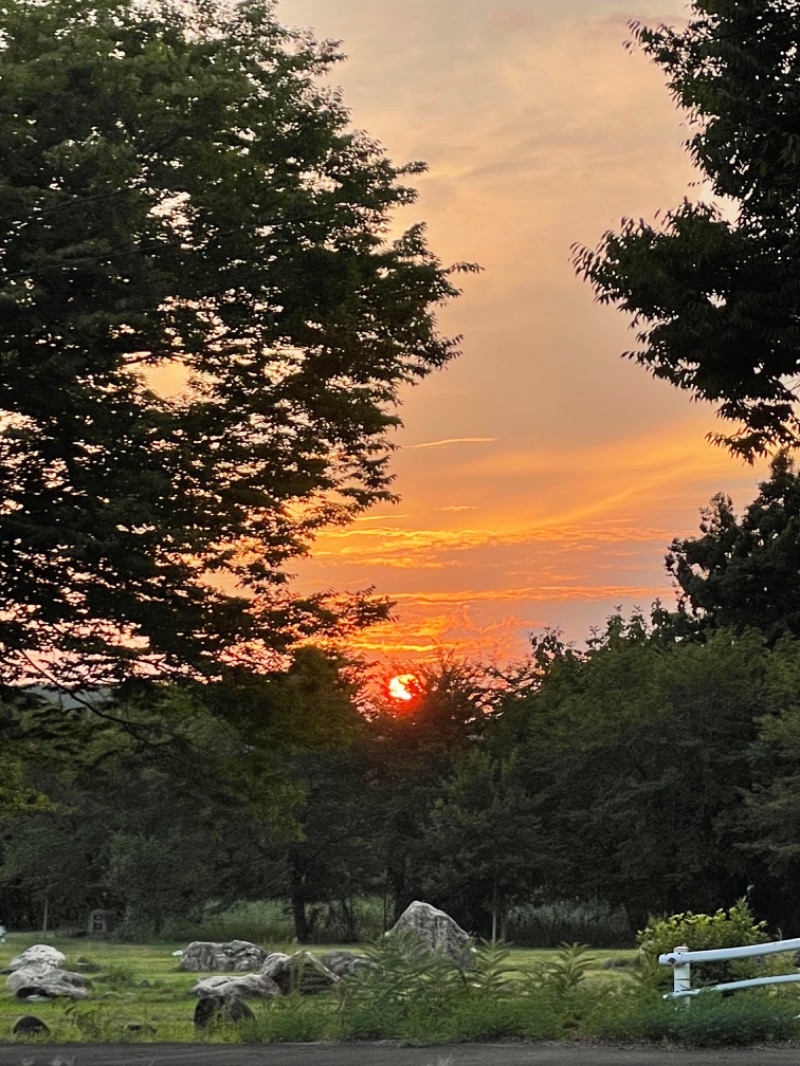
{"left": 659, "top": 939, "right": 800, "bottom": 999}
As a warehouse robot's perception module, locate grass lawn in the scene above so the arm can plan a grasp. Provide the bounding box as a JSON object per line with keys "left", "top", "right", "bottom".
{"left": 3, "top": 932, "right": 800, "bottom": 1048}
{"left": 0, "top": 932, "right": 640, "bottom": 1045}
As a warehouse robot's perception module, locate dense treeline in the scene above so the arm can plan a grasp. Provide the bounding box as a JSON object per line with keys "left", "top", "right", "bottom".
{"left": 4, "top": 616, "right": 800, "bottom": 944}
{"left": 6, "top": 0, "right": 800, "bottom": 953}
{"left": 6, "top": 458, "right": 800, "bottom": 945}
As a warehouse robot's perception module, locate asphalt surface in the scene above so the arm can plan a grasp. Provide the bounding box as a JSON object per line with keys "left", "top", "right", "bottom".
{"left": 1, "top": 1044, "right": 800, "bottom": 1066}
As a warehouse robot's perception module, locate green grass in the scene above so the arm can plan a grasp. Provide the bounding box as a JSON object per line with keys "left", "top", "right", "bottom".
{"left": 1, "top": 933, "right": 799, "bottom": 1048}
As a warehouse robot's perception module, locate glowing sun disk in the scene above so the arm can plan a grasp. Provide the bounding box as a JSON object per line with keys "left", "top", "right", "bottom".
{"left": 389, "top": 673, "right": 418, "bottom": 701}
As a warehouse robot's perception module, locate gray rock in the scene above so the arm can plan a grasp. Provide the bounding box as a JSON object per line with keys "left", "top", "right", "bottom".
{"left": 260, "top": 951, "right": 339, "bottom": 995}
{"left": 9, "top": 945, "right": 66, "bottom": 971}
{"left": 179, "top": 939, "right": 268, "bottom": 973}
{"left": 6, "top": 962, "right": 53, "bottom": 985}
{"left": 192, "top": 973, "right": 280, "bottom": 999}
{"left": 12, "top": 1014, "right": 50, "bottom": 1037}
{"left": 16, "top": 983, "right": 89, "bottom": 1001}
{"left": 389, "top": 900, "right": 474, "bottom": 967}
{"left": 7, "top": 966, "right": 91, "bottom": 999}
{"left": 194, "top": 993, "right": 255, "bottom": 1029}
{"left": 320, "top": 950, "right": 374, "bottom": 977}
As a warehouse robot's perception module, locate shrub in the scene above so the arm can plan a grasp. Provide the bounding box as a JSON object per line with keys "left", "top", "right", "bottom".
{"left": 161, "top": 896, "right": 386, "bottom": 946}
{"left": 524, "top": 942, "right": 596, "bottom": 1035}
{"left": 96, "top": 961, "right": 139, "bottom": 988}
{"left": 335, "top": 937, "right": 569, "bottom": 1043}
{"left": 637, "top": 898, "right": 777, "bottom": 990}
{"left": 588, "top": 992, "right": 800, "bottom": 1047}
{"left": 666, "top": 996, "right": 800, "bottom": 1047}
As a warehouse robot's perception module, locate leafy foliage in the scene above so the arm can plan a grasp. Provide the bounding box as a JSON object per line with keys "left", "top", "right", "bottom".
{"left": 0, "top": 0, "right": 470, "bottom": 685}
{"left": 527, "top": 941, "right": 593, "bottom": 999}
{"left": 11, "top": 625, "right": 800, "bottom": 945}
{"left": 584, "top": 991, "right": 800, "bottom": 1048}
{"left": 505, "top": 899, "right": 631, "bottom": 949}
{"left": 335, "top": 930, "right": 466, "bottom": 1039}
{"left": 493, "top": 615, "right": 769, "bottom": 926}
{"left": 638, "top": 898, "right": 771, "bottom": 989}
{"left": 419, "top": 748, "right": 540, "bottom": 939}
{"left": 573, "top": 0, "right": 800, "bottom": 457}
{"left": 668, "top": 452, "right": 800, "bottom": 642}
{"left": 2, "top": 930, "right": 800, "bottom": 1047}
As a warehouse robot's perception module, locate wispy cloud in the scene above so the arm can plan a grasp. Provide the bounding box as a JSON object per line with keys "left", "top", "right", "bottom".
{"left": 281, "top": 0, "right": 763, "bottom": 665}
{"left": 407, "top": 437, "right": 498, "bottom": 449}
{"left": 390, "top": 585, "right": 665, "bottom": 606}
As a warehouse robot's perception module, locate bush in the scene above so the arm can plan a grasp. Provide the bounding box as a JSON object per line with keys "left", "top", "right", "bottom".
{"left": 588, "top": 992, "right": 800, "bottom": 1047}
{"left": 430, "top": 997, "right": 562, "bottom": 1043}
{"left": 638, "top": 898, "right": 776, "bottom": 990}
{"left": 304, "top": 897, "right": 385, "bottom": 943}
{"left": 665, "top": 996, "right": 800, "bottom": 1048}
{"left": 334, "top": 937, "right": 570, "bottom": 1043}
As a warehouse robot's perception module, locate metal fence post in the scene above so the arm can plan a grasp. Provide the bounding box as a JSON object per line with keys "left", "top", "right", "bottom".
{"left": 673, "top": 944, "right": 690, "bottom": 1003}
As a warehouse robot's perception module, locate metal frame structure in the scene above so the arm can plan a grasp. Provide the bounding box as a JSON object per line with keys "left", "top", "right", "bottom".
{"left": 659, "top": 939, "right": 800, "bottom": 999}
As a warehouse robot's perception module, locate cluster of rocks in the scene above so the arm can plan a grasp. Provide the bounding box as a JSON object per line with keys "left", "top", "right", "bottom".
{"left": 2, "top": 944, "right": 93, "bottom": 1036}
{"left": 4, "top": 944, "right": 90, "bottom": 1001}
{"left": 2, "top": 901, "right": 474, "bottom": 1034}
{"left": 178, "top": 938, "right": 269, "bottom": 974}
{"left": 188, "top": 948, "right": 373, "bottom": 1026}
{"left": 188, "top": 901, "right": 472, "bottom": 1028}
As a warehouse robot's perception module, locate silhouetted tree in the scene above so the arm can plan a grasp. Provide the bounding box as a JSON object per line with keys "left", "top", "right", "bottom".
{"left": 574, "top": 1, "right": 800, "bottom": 457}
{"left": 0, "top": 0, "right": 471, "bottom": 687}
{"left": 668, "top": 453, "right": 800, "bottom": 643}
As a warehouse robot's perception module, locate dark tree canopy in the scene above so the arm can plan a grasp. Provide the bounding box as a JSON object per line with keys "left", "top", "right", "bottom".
{"left": 0, "top": 0, "right": 469, "bottom": 685}
{"left": 668, "top": 452, "right": 800, "bottom": 643}
{"left": 573, "top": 1, "right": 800, "bottom": 458}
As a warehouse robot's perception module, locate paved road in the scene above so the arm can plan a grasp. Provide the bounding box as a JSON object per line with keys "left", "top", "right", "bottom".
{"left": 1, "top": 1044, "right": 800, "bottom": 1066}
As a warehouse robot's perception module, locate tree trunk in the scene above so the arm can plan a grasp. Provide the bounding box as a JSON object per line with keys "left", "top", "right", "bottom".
{"left": 288, "top": 848, "right": 309, "bottom": 943}
{"left": 390, "top": 864, "right": 407, "bottom": 923}
{"left": 340, "top": 897, "right": 356, "bottom": 941}
{"left": 491, "top": 878, "right": 498, "bottom": 944}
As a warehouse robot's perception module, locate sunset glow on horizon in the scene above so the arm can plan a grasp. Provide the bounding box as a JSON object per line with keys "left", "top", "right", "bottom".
{"left": 388, "top": 674, "right": 420, "bottom": 703}
{"left": 282, "top": 0, "right": 772, "bottom": 668}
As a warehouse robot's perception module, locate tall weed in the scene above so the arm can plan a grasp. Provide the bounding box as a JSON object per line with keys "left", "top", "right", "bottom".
{"left": 336, "top": 931, "right": 465, "bottom": 1039}
{"left": 507, "top": 899, "right": 632, "bottom": 948}
{"left": 524, "top": 942, "right": 595, "bottom": 1034}
{"left": 161, "top": 900, "right": 292, "bottom": 945}
{"left": 160, "top": 896, "right": 385, "bottom": 945}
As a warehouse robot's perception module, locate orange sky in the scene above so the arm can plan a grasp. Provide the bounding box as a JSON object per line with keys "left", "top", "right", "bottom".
{"left": 279, "top": 0, "right": 771, "bottom": 668}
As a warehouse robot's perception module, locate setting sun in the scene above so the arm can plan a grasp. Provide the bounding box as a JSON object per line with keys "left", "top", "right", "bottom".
{"left": 388, "top": 673, "right": 419, "bottom": 702}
